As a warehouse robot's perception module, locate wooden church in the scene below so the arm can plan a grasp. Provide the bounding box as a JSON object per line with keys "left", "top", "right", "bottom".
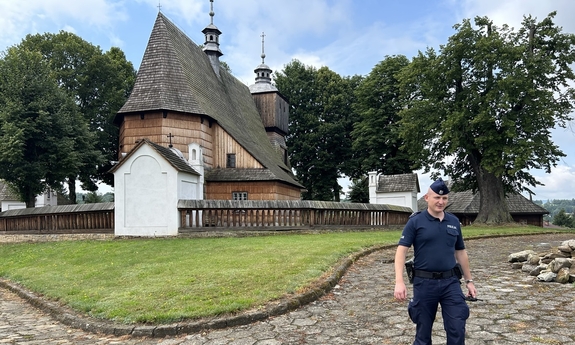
{"left": 113, "top": 1, "right": 304, "bottom": 203}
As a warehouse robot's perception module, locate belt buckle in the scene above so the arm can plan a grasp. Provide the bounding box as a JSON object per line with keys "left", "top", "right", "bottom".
{"left": 432, "top": 272, "right": 442, "bottom": 279}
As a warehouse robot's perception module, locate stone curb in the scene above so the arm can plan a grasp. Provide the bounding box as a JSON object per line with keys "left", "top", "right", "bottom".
{"left": 0, "top": 243, "right": 396, "bottom": 338}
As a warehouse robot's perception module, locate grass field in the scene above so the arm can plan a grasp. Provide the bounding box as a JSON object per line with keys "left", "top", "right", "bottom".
{"left": 0, "top": 226, "right": 570, "bottom": 324}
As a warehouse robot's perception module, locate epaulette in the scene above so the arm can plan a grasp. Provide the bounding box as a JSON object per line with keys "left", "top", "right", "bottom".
{"left": 409, "top": 211, "right": 421, "bottom": 218}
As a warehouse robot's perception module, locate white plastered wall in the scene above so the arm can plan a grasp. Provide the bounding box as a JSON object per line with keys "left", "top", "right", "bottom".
{"left": 114, "top": 144, "right": 199, "bottom": 236}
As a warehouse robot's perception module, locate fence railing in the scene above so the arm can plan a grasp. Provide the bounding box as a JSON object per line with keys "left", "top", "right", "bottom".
{"left": 0, "top": 203, "right": 115, "bottom": 234}
{"left": 178, "top": 200, "right": 412, "bottom": 231}
{"left": 1, "top": 200, "right": 412, "bottom": 234}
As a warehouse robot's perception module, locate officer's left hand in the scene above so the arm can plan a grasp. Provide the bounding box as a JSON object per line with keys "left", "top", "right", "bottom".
{"left": 466, "top": 281, "right": 477, "bottom": 298}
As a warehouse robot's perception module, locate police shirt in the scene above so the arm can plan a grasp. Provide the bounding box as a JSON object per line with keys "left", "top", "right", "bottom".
{"left": 398, "top": 209, "right": 464, "bottom": 272}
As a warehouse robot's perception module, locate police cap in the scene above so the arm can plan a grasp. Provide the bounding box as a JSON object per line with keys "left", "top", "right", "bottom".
{"left": 430, "top": 178, "right": 449, "bottom": 195}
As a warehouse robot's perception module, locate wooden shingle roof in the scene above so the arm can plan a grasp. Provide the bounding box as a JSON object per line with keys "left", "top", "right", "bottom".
{"left": 417, "top": 190, "right": 549, "bottom": 215}
{"left": 0, "top": 180, "right": 19, "bottom": 202}
{"left": 115, "top": 13, "right": 302, "bottom": 189}
{"left": 377, "top": 173, "right": 420, "bottom": 193}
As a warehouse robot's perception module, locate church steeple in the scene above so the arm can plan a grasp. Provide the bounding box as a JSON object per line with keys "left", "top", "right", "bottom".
{"left": 202, "top": 0, "right": 223, "bottom": 76}
{"left": 249, "top": 32, "right": 277, "bottom": 93}
{"left": 254, "top": 32, "right": 273, "bottom": 85}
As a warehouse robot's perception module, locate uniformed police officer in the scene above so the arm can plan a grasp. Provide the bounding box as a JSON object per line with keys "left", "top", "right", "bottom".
{"left": 394, "top": 178, "right": 477, "bottom": 345}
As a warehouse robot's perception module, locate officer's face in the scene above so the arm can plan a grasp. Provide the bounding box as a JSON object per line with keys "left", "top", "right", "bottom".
{"left": 425, "top": 189, "right": 448, "bottom": 215}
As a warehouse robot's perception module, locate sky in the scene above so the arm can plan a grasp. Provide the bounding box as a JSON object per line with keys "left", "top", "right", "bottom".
{"left": 0, "top": 0, "right": 574, "bottom": 201}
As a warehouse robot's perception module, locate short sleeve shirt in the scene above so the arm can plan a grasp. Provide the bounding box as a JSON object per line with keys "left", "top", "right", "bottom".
{"left": 398, "top": 209, "right": 464, "bottom": 272}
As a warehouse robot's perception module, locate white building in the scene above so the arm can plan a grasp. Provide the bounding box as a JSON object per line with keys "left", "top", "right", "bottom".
{"left": 0, "top": 180, "right": 58, "bottom": 212}
{"left": 110, "top": 139, "right": 203, "bottom": 237}
{"left": 368, "top": 172, "right": 420, "bottom": 212}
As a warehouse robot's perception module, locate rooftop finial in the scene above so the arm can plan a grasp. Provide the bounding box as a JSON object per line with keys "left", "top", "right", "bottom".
{"left": 209, "top": 0, "right": 215, "bottom": 25}
{"left": 261, "top": 32, "right": 266, "bottom": 64}
{"left": 157, "top": 1, "right": 162, "bottom": 12}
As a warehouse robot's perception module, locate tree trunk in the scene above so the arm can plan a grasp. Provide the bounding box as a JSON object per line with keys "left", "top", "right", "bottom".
{"left": 25, "top": 189, "right": 35, "bottom": 208}
{"left": 68, "top": 175, "right": 77, "bottom": 204}
{"left": 474, "top": 169, "right": 514, "bottom": 224}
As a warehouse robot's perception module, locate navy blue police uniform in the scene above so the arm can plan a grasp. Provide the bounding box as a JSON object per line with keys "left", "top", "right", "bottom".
{"left": 398, "top": 180, "right": 469, "bottom": 345}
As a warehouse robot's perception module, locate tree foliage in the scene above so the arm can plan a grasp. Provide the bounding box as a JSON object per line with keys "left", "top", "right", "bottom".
{"left": 552, "top": 209, "right": 574, "bottom": 228}
{"left": 275, "top": 60, "right": 360, "bottom": 201}
{"left": 18, "top": 31, "right": 136, "bottom": 200}
{"left": 349, "top": 55, "right": 416, "bottom": 179}
{"left": 0, "top": 48, "right": 95, "bottom": 206}
{"left": 398, "top": 12, "right": 575, "bottom": 224}
{"left": 347, "top": 177, "right": 369, "bottom": 203}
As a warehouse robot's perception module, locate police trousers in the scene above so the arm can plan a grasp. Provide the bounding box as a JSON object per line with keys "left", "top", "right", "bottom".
{"left": 408, "top": 275, "right": 469, "bottom": 345}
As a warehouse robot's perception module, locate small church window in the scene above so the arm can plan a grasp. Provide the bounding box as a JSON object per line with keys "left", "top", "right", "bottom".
{"left": 192, "top": 149, "right": 197, "bottom": 160}
{"left": 232, "top": 192, "right": 248, "bottom": 200}
{"left": 226, "top": 153, "right": 236, "bottom": 168}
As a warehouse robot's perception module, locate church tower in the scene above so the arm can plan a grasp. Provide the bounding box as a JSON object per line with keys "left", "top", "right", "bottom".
{"left": 249, "top": 33, "right": 290, "bottom": 165}
{"left": 202, "top": 0, "right": 223, "bottom": 77}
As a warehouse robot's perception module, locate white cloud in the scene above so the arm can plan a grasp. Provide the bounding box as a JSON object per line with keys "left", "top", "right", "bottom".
{"left": 0, "top": 0, "right": 128, "bottom": 51}
{"left": 530, "top": 165, "right": 575, "bottom": 201}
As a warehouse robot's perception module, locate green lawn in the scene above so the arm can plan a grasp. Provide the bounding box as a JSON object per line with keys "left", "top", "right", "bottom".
{"left": 0, "top": 226, "right": 569, "bottom": 324}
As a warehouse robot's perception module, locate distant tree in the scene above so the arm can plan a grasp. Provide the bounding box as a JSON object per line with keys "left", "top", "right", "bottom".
{"left": 348, "top": 177, "right": 369, "bottom": 203}
{"left": 83, "top": 191, "right": 105, "bottom": 204}
{"left": 552, "top": 209, "right": 574, "bottom": 228}
{"left": 18, "top": 32, "right": 136, "bottom": 201}
{"left": 349, "top": 55, "right": 416, "bottom": 179}
{"left": 275, "top": 60, "right": 360, "bottom": 201}
{"left": 398, "top": 12, "right": 575, "bottom": 224}
{"left": 0, "top": 48, "right": 96, "bottom": 207}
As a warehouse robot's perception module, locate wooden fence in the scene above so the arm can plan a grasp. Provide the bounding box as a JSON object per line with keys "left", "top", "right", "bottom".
{"left": 0, "top": 203, "right": 115, "bottom": 234}
{"left": 178, "top": 200, "right": 412, "bottom": 231}
{"left": 0, "top": 200, "right": 412, "bottom": 234}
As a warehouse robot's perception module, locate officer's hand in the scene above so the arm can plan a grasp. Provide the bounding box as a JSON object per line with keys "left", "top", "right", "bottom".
{"left": 394, "top": 281, "right": 407, "bottom": 301}
{"left": 466, "top": 281, "right": 477, "bottom": 298}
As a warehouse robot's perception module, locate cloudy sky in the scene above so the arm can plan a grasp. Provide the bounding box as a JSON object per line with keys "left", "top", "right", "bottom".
{"left": 1, "top": 0, "right": 574, "bottom": 201}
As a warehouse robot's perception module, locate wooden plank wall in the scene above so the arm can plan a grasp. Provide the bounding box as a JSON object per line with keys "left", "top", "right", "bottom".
{"left": 119, "top": 111, "right": 215, "bottom": 166}
{"left": 206, "top": 181, "right": 301, "bottom": 200}
{"left": 0, "top": 211, "right": 114, "bottom": 233}
{"left": 252, "top": 93, "right": 289, "bottom": 134}
{"left": 212, "top": 126, "right": 263, "bottom": 169}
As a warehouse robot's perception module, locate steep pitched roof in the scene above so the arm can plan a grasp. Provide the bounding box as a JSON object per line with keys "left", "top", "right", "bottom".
{"left": 0, "top": 180, "right": 19, "bottom": 202}
{"left": 115, "top": 13, "right": 302, "bottom": 188}
{"left": 377, "top": 173, "right": 420, "bottom": 193}
{"left": 109, "top": 139, "right": 200, "bottom": 175}
{"left": 417, "top": 190, "right": 549, "bottom": 215}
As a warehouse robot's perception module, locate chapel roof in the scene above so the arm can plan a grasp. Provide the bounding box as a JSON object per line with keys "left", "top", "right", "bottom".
{"left": 109, "top": 138, "right": 200, "bottom": 176}
{"left": 114, "top": 12, "right": 302, "bottom": 188}
{"left": 0, "top": 180, "right": 19, "bottom": 201}
{"left": 376, "top": 173, "right": 420, "bottom": 193}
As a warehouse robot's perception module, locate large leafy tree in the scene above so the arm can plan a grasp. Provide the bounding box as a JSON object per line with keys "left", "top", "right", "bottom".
{"left": 275, "top": 60, "right": 360, "bottom": 201}
{"left": 18, "top": 32, "right": 136, "bottom": 201}
{"left": 398, "top": 12, "right": 575, "bottom": 224}
{"left": 0, "top": 48, "right": 97, "bottom": 207}
{"left": 349, "top": 55, "right": 417, "bottom": 179}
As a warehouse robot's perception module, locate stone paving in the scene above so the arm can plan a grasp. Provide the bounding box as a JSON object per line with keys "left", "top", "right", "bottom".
{"left": 1, "top": 233, "right": 574, "bottom": 344}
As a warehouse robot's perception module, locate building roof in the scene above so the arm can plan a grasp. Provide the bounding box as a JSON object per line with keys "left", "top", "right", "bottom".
{"left": 417, "top": 190, "right": 549, "bottom": 215}
{"left": 0, "top": 180, "right": 19, "bottom": 202}
{"left": 110, "top": 139, "right": 200, "bottom": 175}
{"left": 376, "top": 173, "right": 420, "bottom": 193}
{"left": 115, "top": 13, "right": 302, "bottom": 189}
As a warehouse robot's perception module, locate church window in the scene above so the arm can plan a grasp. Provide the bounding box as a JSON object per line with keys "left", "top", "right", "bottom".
{"left": 226, "top": 153, "right": 236, "bottom": 168}
{"left": 191, "top": 149, "right": 197, "bottom": 160}
{"left": 232, "top": 192, "right": 248, "bottom": 200}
